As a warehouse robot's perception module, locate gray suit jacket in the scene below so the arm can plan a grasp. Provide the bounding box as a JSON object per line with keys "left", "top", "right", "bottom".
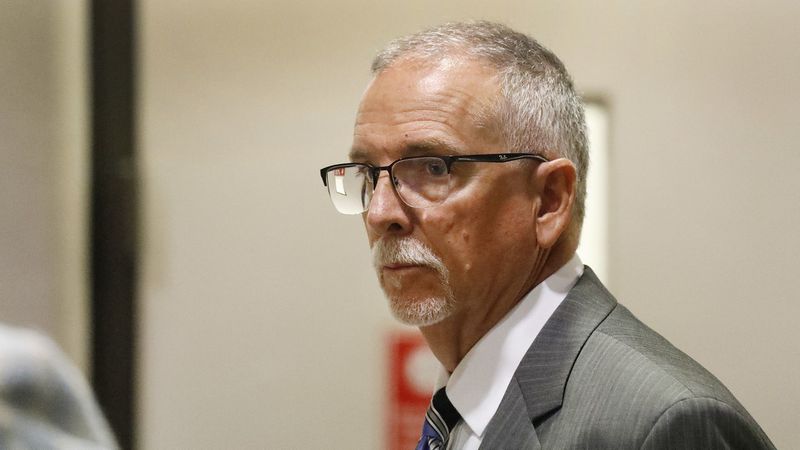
{"left": 478, "top": 267, "right": 774, "bottom": 449}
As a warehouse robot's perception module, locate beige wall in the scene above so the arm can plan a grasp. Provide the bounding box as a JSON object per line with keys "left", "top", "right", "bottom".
{"left": 0, "top": 1, "right": 89, "bottom": 369}
{"left": 139, "top": 1, "right": 799, "bottom": 448}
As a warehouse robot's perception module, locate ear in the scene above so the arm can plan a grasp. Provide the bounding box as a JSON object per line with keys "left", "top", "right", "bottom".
{"left": 533, "top": 158, "right": 576, "bottom": 249}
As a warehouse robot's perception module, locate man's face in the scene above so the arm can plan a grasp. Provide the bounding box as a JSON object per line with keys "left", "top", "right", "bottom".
{"left": 352, "top": 57, "right": 543, "bottom": 328}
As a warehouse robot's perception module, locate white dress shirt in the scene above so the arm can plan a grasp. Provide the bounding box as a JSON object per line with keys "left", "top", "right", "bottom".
{"left": 437, "top": 254, "right": 584, "bottom": 450}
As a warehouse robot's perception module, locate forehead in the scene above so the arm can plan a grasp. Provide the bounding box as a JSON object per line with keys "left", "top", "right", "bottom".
{"left": 350, "top": 57, "right": 501, "bottom": 162}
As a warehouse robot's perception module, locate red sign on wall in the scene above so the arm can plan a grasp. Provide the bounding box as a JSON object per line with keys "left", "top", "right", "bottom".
{"left": 386, "top": 331, "right": 438, "bottom": 450}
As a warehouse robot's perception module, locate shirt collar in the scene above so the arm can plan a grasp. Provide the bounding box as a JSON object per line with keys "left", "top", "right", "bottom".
{"left": 435, "top": 253, "right": 584, "bottom": 438}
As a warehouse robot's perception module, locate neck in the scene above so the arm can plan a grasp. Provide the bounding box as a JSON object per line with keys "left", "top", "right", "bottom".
{"left": 419, "top": 246, "right": 575, "bottom": 372}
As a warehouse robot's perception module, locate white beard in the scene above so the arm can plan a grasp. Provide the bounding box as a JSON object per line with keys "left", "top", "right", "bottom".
{"left": 371, "top": 236, "right": 455, "bottom": 327}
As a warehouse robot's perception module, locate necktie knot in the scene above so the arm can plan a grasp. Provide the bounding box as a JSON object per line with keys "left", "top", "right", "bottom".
{"left": 415, "top": 387, "right": 462, "bottom": 450}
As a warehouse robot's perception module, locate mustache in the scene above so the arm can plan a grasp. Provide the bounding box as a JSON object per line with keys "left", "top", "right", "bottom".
{"left": 371, "top": 237, "right": 448, "bottom": 277}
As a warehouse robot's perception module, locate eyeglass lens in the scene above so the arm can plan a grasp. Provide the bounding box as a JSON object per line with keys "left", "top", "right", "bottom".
{"left": 325, "top": 157, "right": 452, "bottom": 214}
{"left": 325, "top": 166, "right": 372, "bottom": 215}
{"left": 392, "top": 157, "right": 450, "bottom": 208}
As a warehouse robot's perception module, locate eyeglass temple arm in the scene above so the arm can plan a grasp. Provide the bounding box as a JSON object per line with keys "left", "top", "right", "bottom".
{"left": 320, "top": 153, "right": 547, "bottom": 186}
{"left": 451, "top": 153, "right": 549, "bottom": 163}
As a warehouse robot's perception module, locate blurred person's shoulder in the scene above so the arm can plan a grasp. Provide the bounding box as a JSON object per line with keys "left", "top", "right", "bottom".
{"left": 0, "top": 324, "right": 62, "bottom": 374}
{"left": 0, "top": 323, "right": 118, "bottom": 449}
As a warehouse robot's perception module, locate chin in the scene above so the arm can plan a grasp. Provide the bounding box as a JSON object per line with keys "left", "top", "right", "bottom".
{"left": 387, "top": 294, "right": 455, "bottom": 327}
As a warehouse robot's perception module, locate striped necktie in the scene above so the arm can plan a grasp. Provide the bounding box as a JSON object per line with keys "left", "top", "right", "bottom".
{"left": 415, "top": 387, "right": 462, "bottom": 450}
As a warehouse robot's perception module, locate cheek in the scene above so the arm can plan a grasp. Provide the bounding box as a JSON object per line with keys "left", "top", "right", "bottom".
{"left": 459, "top": 205, "right": 537, "bottom": 267}
{"left": 449, "top": 224, "right": 477, "bottom": 272}
{"left": 420, "top": 183, "right": 535, "bottom": 273}
{"left": 420, "top": 208, "right": 482, "bottom": 274}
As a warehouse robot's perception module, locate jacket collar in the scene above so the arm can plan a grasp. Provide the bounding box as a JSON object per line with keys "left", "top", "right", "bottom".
{"left": 481, "top": 266, "right": 617, "bottom": 446}
{"left": 517, "top": 266, "right": 617, "bottom": 421}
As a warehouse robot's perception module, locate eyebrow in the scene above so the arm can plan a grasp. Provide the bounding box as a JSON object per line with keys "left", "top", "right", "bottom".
{"left": 349, "top": 137, "right": 463, "bottom": 162}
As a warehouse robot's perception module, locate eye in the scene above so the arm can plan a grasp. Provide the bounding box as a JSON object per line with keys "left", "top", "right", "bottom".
{"left": 425, "top": 159, "right": 448, "bottom": 177}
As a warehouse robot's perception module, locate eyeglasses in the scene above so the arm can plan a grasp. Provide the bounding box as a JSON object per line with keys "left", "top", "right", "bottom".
{"left": 319, "top": 153, "right": 548, "bottom": 214}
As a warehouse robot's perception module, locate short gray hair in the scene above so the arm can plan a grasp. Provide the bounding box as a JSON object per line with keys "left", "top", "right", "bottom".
{"left": 372, "top": 21, "right": 589, "bottom": 229}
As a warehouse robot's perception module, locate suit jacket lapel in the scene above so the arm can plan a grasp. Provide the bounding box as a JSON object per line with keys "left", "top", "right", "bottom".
{"left": 479, "top": 378, "right": 540, "bottom": 449}
{"left": 481, "top": 267, "right": 617, "bottom": 446}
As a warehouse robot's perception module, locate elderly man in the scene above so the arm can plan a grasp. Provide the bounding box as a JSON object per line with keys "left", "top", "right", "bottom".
{"left": 320, "top": 21, "right": 773, "bottom": 449}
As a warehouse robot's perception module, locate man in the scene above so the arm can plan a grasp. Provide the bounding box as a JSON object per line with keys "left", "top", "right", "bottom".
{"left": 320, "top": 21, "right": 774, "bottom": 449}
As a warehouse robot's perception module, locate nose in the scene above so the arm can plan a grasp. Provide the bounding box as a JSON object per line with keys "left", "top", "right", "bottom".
{"left": 364, "top": 172, "right": 412, "bottom": 237}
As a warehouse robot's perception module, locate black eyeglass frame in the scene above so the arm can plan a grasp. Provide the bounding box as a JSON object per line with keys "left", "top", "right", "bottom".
{"left": 319, "top": 152, "right": 549, "bottom": 188}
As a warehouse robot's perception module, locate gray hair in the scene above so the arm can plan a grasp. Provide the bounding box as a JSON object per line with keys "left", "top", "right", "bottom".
{"left": 371, "top": 21, "right": 589, "bottom": 230}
